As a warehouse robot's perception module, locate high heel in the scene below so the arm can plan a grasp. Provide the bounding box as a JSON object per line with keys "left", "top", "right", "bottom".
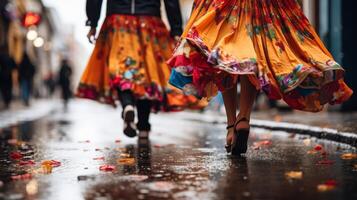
{"left": 231, "top": 118, "right": 250, "bottom": 155}
{"left": 225, "top": 124, "right": 235, "bottom": 153}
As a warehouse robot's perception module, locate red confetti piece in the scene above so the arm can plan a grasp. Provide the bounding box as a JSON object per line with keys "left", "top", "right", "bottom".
{"left": 115, "top": 140, "right": 121, "bottom": 143}
{"left": 19, "top": 160, "right": 36, "bottom": 166}
{"left": 10, "top": 152, "right": 23, "bottom": 160}
{"left": 317, "top": 179, "right": 338, "bottom": 192}
{"left": 314, "top": 145, "right": 323, "bottom": 151}
{"left": 95, "top": 148, "right": 102, "bottom": 151}
{"left": 11, "top": 173, "right": 32, "bottom": 180}
{"left": 93, "top": 157, "right": 105, "bottom": 161}
{"left": 41, "top": 160, "right": 61, "bottom": 167}
{"left": 99, "top": 165, "right": 116, "bottom": 172}
{"left": 325, "top": 179, "right": 337, "bottom": 187}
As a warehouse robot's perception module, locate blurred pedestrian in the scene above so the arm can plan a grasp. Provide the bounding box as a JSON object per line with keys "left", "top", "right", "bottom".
{"left": 77, "top": 0, "right": 203, "bottom": 139}
{"left": 58, "top": 59, "right": 72, "bottom": 109}
{"left": 43, "top": 72, "right": 55, "bottom": 97}
{"left": 18, "top": 53, "right": 35, "bottom": 106}
{"left": 168, "top": 0, "right": 353, "bottom": 155}
{"left": 0, "top": 48, "right": 16, "bottom": 108}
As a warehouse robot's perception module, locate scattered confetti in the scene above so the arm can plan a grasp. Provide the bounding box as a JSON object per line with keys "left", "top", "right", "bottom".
{"left": 41, "top": 160, "right": 61, "bottom": 167}
{"left": 317, "top": 180, "right": 337, "bottom": 192}
{"left": 10, "top": 152, "right": 23, "bottom": 160}
{"left": 341, "top": 153, "right": 357, "bottom": 160}
{"left": 93, "top": 157, "right": 105, "bottom": 161}
{"left": 95, "top": 148, "right": 102, "bottom": 151}
{"left": 99, "top": 165, "right": 116, "bottom": 172}
{"left": 285, "top": 171, "right": 303, "bottom": 180}
{"left": 117, "top": 158, "right": 135, "bottom": 165}
{"left": 19, "top": 160, "right": 36, "bottom": 166}
{"left": 115, "top": 140, "right": 121, "bottom": 143}
{"left": 11, "top": 173, "right": 32, "bottom": 180}
{"left": 78, "top": 140, "right": 90, "bottom": 143}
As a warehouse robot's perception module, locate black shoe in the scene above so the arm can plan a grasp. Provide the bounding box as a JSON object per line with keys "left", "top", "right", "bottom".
{"left": 123, "top": 105, "right": 137, "bottom": 138}
{"left": 231, "top": 118, "right": 250, "bottom": 155}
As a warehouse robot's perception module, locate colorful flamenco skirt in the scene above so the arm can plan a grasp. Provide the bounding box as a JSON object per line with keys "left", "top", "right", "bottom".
{"left": 168, "top": 0, "right": 353, "bottom": 112}
{"left": 77, "top": 14, "right": 205, "bottom": 111}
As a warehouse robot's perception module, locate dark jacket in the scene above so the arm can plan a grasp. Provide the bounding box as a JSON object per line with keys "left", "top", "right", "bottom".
{"left": 86, "top": 0, "right": 183, "bottom": 36}
{"left": 18, "top": 54, "right": 36, "bottom": 82}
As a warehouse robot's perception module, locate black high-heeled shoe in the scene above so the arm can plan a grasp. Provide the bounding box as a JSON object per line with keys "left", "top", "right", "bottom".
{"left": 225, "top": 124, "right": 235, "bottom": 153}
{"left": 231, "top": 118, "right": 250, "bottom": 155}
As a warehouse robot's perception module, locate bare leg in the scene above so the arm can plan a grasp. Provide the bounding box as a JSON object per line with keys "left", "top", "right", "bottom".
{"left": 222, "top": 85, "right": 238, "bottom": 145}
{"left": 236, "top": 76, "right": 258, "bottom": 130}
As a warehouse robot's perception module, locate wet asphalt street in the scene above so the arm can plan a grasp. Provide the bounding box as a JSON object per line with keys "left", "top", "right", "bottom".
{"left": 0, "top": 100, "right": 357, "bottom": 200}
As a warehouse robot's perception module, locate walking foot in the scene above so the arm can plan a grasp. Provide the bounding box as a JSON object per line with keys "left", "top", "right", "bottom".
{"left": 225, "top": 124, "right": 235, "bottom": 153}
{"left": 123, "top": 105, "right": 137, "bottom": 138}
{"left": 231, "top": 118, "right": 250, "bottom": 155}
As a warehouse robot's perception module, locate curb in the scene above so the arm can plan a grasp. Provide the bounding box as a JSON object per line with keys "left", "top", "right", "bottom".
{"left": 251, "top": 119, "right": 357, "bottom": 148}
{"left": 173, "top": 112, "right": 357, "bottom": 148}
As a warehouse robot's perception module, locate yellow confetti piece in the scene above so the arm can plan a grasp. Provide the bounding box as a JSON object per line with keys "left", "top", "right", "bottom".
{"left": 340, "top": 153, "right": 357, "bottom": 160}
{"left": 317, "top": 184, "right": 335, "bottom": 192}
{"left": 285, "top": 171, "right": 303, "bottom": 180}
{"left": 119, "top": 153, "right": 131, "bottom": 158}
{"left": 117, "top": 158, "right": 135, "bottom": 165}
{"left": 41, "top": 164, "right": 53, "bottom": 174}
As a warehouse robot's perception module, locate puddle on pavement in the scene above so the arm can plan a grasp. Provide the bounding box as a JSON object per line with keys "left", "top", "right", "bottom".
{"left": 0, "top": 114, "right": 357, "bottom": 200}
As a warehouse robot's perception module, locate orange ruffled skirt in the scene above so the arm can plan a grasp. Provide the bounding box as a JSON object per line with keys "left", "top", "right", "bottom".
{"left": 77, "top": 14, "right": 204, "bottom": 111}
{"left": 168, "top": 0, "right": 353, "bottom": 112}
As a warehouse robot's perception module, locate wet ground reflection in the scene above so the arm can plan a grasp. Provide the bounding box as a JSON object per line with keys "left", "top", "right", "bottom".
{"left": 0, "top": 102, "right": 356, "bottom": 200}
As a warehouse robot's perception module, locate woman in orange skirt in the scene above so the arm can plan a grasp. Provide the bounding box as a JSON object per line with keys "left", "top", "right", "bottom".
{"left": 168, "top": 0, "right": 353, "bottom": 155}
{"left": 77, "top": 0, "right": 202, "bottom": 138}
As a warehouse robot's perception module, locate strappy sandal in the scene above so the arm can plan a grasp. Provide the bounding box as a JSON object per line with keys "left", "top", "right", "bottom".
{"left": 122, "top": 105, "right": 137, "bottom": 138}
{"left": 231, "top": 118, "right": 250, "bottom": 155}
{"left": 225, "top": 124, "right": 235, "bottom": 153}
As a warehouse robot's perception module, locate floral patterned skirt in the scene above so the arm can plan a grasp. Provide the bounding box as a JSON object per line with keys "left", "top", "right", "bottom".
{"left": 168, "top": 0, "right": 353, "bottom": 112}
{"left": 77, "top": 14, "right": 205, "bottom": 111}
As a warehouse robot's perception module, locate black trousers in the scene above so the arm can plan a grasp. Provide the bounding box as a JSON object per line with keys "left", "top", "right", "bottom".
{"left": 118, "top": 90, "right": 152, "bottom": 131}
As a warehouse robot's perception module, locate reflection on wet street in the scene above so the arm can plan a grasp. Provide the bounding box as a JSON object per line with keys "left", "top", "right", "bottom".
{"left": 0, "top": 100, "right": 357, "bottom": 200}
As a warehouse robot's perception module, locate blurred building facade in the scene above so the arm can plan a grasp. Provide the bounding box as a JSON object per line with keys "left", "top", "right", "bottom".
{"left": 0, "top": 0, "right": 79, "bottom": 101}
